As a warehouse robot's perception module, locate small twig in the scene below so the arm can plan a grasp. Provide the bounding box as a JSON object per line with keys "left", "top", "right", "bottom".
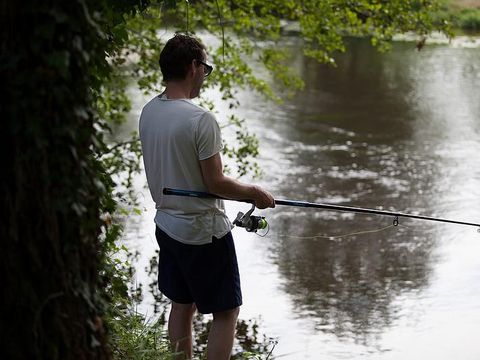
{"left": 215, "top": 0, "right": 225, "bottom": 61}
{"left": 106, "top": 138, "right": 139, "bottom": 153}
{"left": 186, "top": 0, "right": 189, "bottom": 33}
{"left": 266, "top": 340, "right": 278, "bottom": 360}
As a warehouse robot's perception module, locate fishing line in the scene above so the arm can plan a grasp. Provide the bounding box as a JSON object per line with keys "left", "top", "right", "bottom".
{"left": 274, "top": 223, "right": 396, "bottom": 241}
{"left": 271, "top": 215, "right": 436, "bottom": 241}
{"left": 254, "top": 223, "right": 270, "bottom": 237}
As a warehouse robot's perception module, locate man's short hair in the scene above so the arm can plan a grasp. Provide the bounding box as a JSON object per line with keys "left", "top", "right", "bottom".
{"left": 159, "top": 34, "right": 206, "bottom": 82}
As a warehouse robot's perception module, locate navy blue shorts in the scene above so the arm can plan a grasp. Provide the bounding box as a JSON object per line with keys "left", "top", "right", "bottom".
{"left": 155, "top": 226, "right": 242, "bottom": 314}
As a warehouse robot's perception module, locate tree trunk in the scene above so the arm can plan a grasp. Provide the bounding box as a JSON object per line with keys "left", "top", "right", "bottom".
{"left": 1, "top": 1, "right": 111, "bottom": 358}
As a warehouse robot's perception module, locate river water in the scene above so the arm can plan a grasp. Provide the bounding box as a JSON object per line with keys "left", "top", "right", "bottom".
{"left": 122, "top": 36, "right": 480, "bottom": 359}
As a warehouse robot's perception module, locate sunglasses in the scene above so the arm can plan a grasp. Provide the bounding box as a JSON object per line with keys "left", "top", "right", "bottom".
{"left": 197, "top": 60, "right": 213, "bottom": 78}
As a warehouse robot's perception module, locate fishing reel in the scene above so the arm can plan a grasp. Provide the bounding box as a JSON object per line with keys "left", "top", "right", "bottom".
{"left": 233, "top": 204, "right": 268, "bottom": 233}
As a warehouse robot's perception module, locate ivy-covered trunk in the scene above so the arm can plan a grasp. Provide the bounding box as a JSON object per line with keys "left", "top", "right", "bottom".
{"left": 1, "top": 1, "right": 114, "bottom": 359}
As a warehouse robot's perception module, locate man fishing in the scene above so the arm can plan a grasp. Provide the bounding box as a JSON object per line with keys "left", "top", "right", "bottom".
{"left": 138, "top": 34, "right": 275, "bottom": 360}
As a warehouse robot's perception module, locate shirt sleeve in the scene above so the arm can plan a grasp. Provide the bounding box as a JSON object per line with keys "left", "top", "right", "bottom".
{"left": 196, "top": 111, "right": 223, "bottom": 161}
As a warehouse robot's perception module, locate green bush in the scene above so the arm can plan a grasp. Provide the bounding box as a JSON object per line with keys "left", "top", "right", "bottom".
{"left": 457, "top": 8, "right": 480, "bottom": 30}
{"left": 433, "top": 1, "right": 480, "bottom": 31}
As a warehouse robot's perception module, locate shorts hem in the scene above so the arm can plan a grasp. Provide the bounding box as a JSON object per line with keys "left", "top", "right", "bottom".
{"left": 197, "top": 301, "right": 243, "bottom": 315}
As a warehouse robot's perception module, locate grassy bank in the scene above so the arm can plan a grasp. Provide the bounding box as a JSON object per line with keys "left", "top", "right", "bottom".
{"left": 439, "top": 0, "right": 480, "bottom": 32}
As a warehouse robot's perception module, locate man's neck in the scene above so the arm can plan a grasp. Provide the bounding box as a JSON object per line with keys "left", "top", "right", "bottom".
{"left": 164, "top": 81, "right": 192, "bottom": 99}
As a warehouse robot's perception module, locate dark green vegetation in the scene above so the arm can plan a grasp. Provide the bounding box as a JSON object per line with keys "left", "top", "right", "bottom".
{"left": 1, "top": 1, "right": 140, "bottom": 358}
{"left": 437, "top": 0, "right": 480, "bottom": 31}
{"left": 1, "top": 1, "right": 457, "bottom": 359}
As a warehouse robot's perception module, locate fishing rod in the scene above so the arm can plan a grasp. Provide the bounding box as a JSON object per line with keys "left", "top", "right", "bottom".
{"left": 163, "top": 188, "right": 480, "bottom": 233}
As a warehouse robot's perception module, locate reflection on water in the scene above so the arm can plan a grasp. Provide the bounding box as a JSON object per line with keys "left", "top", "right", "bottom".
{"left": 125, "top": 36, "right": 480, "bottom": 359}
{"left": 273, "top": 217, "right": 437, "bottom": 344}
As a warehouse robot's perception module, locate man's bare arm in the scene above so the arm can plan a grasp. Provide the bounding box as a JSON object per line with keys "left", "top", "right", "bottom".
{"left": 199, "top": 153, "right": 275, "bottom": 209}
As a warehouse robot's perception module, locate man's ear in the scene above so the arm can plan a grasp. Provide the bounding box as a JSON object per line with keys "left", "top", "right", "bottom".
{"left": 187, "top": 59, "right": 197, "bottom": 78}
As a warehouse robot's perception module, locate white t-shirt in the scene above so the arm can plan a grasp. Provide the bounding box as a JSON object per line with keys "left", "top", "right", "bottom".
{"left": 139, "top": 94, "right": 232, "bottom": 245}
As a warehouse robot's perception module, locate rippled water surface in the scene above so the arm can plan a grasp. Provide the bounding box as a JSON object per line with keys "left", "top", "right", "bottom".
{"left": 124, "top": 37, "right": 480, "bottom": 359}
